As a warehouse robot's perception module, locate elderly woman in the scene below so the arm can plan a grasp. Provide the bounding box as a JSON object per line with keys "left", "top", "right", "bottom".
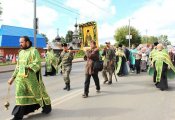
{"left": 140, "top": 47, "right": 148, "bottom": 72}
{"left": 149, "top": 44, "right": 175, "bottom": 91}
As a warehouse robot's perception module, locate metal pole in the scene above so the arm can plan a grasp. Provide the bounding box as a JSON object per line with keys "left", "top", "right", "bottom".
{"left": 129, "top": 19, "right": 131, "bottom": 49}
{"left": 34, "top": 0, "right": 36, "bottom": 47}
{"left": 146, "top": 29, "right": 148, "bottom": 43}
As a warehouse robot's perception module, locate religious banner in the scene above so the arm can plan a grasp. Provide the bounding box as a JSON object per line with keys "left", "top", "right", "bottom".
{"left": 79, "top": 21, "right": 98, "bottom": 49}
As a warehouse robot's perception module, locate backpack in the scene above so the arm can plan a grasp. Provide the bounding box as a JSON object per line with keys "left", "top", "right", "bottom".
{"left": 93, "top": 60, "right": 103, "bottom": 72}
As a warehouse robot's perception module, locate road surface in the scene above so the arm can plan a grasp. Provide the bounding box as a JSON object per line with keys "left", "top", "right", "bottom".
{"left": 0, "top": 62, "right": 175, "bottom": 120}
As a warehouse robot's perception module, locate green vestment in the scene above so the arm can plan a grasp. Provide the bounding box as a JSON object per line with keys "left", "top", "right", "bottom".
{"left": 148, "top": 49, "right": 175, "bottom": 82}
{"left": 12, "top": 47, "right": 51, "bottom": 107}
{"left": 115, "top": 49, "right": 125, "bottom": 74}
{"left": 45, "top": 49, "right": 58, "bottom": 73}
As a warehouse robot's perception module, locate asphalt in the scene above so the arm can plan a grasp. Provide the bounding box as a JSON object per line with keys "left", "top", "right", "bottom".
{"left": 0, "top": 58, "right": 84, "bottom": 73}
{"left": 1, "top": 62, "right": 175, "bottom": 120}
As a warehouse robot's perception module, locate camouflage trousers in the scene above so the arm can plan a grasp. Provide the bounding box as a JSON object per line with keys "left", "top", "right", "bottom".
{"left": 102, "top": 66, "right": 114, "bottom": 82}
{"left": 62, "top": 66, "right": 71, "bottom": 84}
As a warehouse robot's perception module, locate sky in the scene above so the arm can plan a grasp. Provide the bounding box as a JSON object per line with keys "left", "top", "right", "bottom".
{"left": 0, "top": 0, "right": 175, "bottom": 45}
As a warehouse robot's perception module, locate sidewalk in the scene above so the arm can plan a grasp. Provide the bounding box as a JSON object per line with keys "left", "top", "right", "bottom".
{"left": 0, "top": 58, "right": 84, "bottom": 73}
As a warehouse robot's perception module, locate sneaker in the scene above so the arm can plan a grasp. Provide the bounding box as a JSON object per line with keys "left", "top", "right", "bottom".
{"left": 82, "top": 94, "right": 88, "bottom": 98}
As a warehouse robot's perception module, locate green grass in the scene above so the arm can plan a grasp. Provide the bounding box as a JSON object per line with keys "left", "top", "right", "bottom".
{"left": 0, "top": 62, "right": 16, "bottom": 66}
{"left": 74, "top": 50, "right": 85, "bottom": 59}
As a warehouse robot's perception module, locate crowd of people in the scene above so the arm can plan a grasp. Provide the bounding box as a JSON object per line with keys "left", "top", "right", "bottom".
{"left": 7, "top": 36, "right": 175, "bottom": 119}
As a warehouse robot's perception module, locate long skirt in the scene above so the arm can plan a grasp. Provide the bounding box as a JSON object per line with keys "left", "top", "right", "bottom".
{"left": 12, "top": 103, "right": 52, "bottom": 119}
{"left": 123, "top": 62, "right": 129, "bottom": 75}
{"left": 117, "top": 57, "right": 126, "bottom": 76}
{"left": 154, "top": 62, "right": 168, "bottom": 91}
{"left": 140, "top": 60, "right": 147, "bottom": 71}
{"left": 45, "top": 65, "right": 56, "bottom": 76}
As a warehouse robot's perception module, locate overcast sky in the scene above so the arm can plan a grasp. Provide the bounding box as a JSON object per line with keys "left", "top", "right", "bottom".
{"left": 1, "top": 0, "right": 175, "bottom": 45}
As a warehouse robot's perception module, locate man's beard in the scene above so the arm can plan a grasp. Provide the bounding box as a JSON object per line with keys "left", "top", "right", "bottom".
{"left": 20, "top": 45, "right": 29, "bottom": 49}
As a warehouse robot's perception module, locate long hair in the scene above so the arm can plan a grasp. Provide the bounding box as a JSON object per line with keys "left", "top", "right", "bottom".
{"left": 20, "top": 36, "right": 32, "bottom": 48}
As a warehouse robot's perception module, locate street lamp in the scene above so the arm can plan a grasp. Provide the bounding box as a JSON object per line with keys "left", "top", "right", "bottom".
{"left": 129, "top": 19, "right": 131, "bottom": 49}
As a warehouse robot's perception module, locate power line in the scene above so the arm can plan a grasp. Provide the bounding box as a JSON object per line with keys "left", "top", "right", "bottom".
{"left": 39, "top": 0, "right": 94, "bottom": 21}
{"left": 86, "top": 0, "right": 109, "bottom": 14}
{"left": 43, "top": 0, "right": 80, "bottom": 16}
{"left": 52, "top": 0, "right": 79, "bottom": 13}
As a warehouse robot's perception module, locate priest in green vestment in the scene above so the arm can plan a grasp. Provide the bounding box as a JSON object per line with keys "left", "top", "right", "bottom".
{"left": 8, "top": 36, "right": 51, "bottom": 120}
{"left": 115, "top": 44, "right": 127, "bottom": 76}
{"left": 44, "top": 45, "right": 58, "bottom": 76}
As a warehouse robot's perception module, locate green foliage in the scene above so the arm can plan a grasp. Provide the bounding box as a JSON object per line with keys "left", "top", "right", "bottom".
{"left": 114, "top": 25, "right": 141, "bottom": 46}
{"left": 41, "top": 33, "right": 49, "bottom": 43}
{"left": 158, "top": 35, "right": 171, "bottom": 46}
{"left": 60, "top": 36, "right": 66, "bottom": 43}
{"left": 141, "top": 36, "right": 158, "bottom": 44}
{"left": 65, "top": 30, "right": 73, "bottom": 43}
{"left": 99, "top": 44, "right": 106, "bottom": 50}
{"left": 74, "top": 50, "right": 85, "bottom": 58}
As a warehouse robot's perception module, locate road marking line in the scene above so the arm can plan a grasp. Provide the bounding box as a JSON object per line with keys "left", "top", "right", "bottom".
{"left": 5, "top": 83, "right": 98, "bottom": 120}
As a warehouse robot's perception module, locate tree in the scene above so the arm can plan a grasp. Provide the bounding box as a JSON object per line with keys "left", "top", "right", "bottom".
{"left": 141, "top": 36, "right": 158, "bottom": 44}
{"left": 114, "top": 25, "right": 141, "bottom": 46}
{"left": 65, "top": 30, "right": 73, "bottom": 43}
{"left": 99, "top": 44, "right": 105, "bottom": 51}
{"left": 60, "top": 36, "right": 66, "bottom": 43}
{"left": 158, "top": 35, "right": 171, "bottom": 46}
{"left": 41, "top": 33, "right": 49, "bottom": 43}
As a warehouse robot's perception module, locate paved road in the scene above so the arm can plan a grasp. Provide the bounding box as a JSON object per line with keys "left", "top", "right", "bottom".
{"left": 1, "top": 62, "right": 175, "bottom": 120}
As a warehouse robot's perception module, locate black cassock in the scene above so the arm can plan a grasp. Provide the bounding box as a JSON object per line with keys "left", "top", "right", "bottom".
{"left": 154, "top": 62, "right": 168, "bottom": 91}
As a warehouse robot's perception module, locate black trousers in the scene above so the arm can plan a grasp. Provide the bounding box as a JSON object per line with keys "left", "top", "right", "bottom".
{"left": 135, "top": 59, "right": 141, "bottom": 74}
{"left": 84, "top": 73, "right": 100, "bottom": 94}
{"left": 130, "top": 64, "right": 135, "bottom": 71}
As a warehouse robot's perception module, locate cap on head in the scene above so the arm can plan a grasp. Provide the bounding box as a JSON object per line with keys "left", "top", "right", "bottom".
{"left": 154, "top": 42, "right": 159, "bottom": 46}
{"left": 118, "top": 44, "right": 122, "bottom": 48}
{"left": 105, "top": 41, "right": 110, "bottom": 44}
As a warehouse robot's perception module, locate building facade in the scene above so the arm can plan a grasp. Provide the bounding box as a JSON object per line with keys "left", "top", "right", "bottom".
{"left": 0, "top": 25, "right": 46, "bottom": 57}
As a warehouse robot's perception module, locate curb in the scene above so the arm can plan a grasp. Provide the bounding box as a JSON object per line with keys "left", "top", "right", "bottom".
{"left": 0, "top": 60, "right": 84, "bottom": 73}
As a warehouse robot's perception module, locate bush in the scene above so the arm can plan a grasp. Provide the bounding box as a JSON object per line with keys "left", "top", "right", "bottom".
{"left": 74, "top": 50, "right": 85, "bottom": 58}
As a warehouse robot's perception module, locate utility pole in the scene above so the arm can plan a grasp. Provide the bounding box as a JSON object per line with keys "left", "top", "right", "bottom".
{"left": 146, "top": 29, "right": 148, "bottom": 43}
{"left": 129, "top": 19, "right": 131, "bottom": 49}
{"left": 34, "top": 0, "right": 37, "bottom": 47}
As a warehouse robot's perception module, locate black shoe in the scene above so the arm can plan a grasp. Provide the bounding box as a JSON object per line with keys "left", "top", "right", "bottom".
{"left": 63, "top": 84, "right": 67, "bottom": 90}
{"left": 82, "top": 94, "right": 88, "bottom": 98}
{"left": 96, "top": 90, "right": 100, "bottom": 93}
{"left": 103, "top": 80, "right": 108, "bottom": 84}
{"left": 108, "top": 81, "right": 112, "bottom": 85}
{"left": 42, "top": 104, "right": 52, "bottom": 114}
{"left": 50, "top": 74, "right": 56, "bottom": 76}
{"left": 11, "top": 116, "right": 23, "bottom": 120}
{"left": 67, "top": 83, "right": 70, "bottom": 91}
{"left": 43, "top": 74, "right": 47, "bottom": 76}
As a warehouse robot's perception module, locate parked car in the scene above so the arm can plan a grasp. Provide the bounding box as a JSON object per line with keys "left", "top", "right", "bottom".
{"left": 0, "top": 56, "right": 6, "bottom": 63}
